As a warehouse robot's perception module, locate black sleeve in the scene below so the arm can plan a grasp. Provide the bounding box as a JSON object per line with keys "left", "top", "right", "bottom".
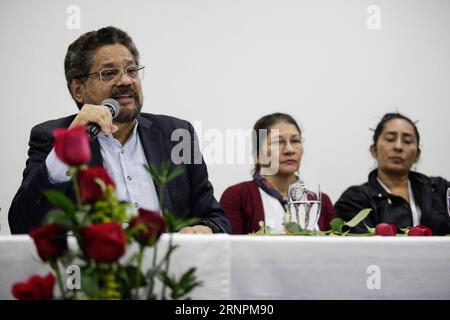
{"left": 8, "top": 125, "right": 72, "bottom": 234}
{"left": 430, "top": 176, "right": 450, "bottom": 234}
{"left": 186, "top": 122, "right": 231, "bottom": 234}
{"left": 334, "top": 186, "right": 375, "bottom": 234}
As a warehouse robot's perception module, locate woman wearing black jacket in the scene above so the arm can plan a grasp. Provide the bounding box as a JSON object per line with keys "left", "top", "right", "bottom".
{"left": 335, "top": 113, "right": 450, "bottom": 235}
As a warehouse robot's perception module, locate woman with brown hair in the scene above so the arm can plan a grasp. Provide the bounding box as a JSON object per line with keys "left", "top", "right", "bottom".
{"left": 220, "top": 113, "right": 336, "bottom": 234}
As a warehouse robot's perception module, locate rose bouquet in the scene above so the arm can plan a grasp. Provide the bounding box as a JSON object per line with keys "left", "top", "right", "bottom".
{"left": 12, "top": 125, "right": 201, "bottom": 300}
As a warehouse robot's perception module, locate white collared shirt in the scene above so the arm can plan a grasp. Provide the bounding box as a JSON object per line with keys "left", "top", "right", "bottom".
{"left": 258, "top": 188, "right": 287, "bottom": 234}
{"left": 46, "top": 121, "right": 160, "bottom": 213}
{"left": 97, "top": 121, "right": 160, "bottom": 212}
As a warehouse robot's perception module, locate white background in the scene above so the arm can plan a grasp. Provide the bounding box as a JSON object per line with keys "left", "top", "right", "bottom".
{"left": 1, "top": 0, "right": 449, "bottom": 235}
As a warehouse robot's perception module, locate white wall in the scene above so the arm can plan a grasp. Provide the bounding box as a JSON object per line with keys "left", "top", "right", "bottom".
{"left": 1, "top": 0, "right": 449, "bottom": 235}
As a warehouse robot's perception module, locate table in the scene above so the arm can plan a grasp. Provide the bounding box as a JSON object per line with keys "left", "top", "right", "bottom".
{"left": 1, "top": 234, "right": 450, "bottom": 299}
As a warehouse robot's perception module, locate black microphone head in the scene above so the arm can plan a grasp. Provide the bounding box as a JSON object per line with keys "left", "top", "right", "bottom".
{"left": 101, "top": 98, "right": 120, "bottom": 119}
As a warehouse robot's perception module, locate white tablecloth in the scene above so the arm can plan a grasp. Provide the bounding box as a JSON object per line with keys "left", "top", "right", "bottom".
{"left": 1, "top": 234, "right": 450, "bottom": 299}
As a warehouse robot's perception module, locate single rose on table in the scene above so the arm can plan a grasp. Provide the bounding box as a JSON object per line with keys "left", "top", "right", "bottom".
{"left": 408, "top": 225, "right": 432, "bottom": 236}
{"left": 375, "top": 223, "right": 397, "bottom": 236}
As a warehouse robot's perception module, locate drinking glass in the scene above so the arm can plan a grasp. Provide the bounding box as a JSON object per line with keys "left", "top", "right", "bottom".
{"left": 287, "top": 181, "right": 322, "bottom": 231}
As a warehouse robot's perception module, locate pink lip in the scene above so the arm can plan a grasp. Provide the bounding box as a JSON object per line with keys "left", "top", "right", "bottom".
{"left": 388, "top": 157, "right": 404, "bottom": 163}
{"left": 114, "top": 95, "right": 134, "bottom": 105}
{"left": 281, "top": 160, "right": 297, "bottom": 165}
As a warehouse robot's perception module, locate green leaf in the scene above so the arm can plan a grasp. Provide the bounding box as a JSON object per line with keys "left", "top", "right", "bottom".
{"left": 172, "top": 218, "right": 200, "bottom": 232}
{"left": 75, "top": 209, "right": 90, "bottom": 227}
{"left": 161, "top": 267, "right": 202, "bottom": 300}
{"left": 179, "top": 268, "right": 202, "bottom": 293}
{"left": 285, "top": 222, "right": 302, "bottom": 234}
{"left": 124, "top": 265, "right": 147, "bottom": 288}
{"left": 80, "top": 268, "right": 99, "bottom": 297}
{"left": 344, "top": 208, "right": 372, "bottom": 228}
{"left": 43, "top": 190, "right": 75, "bottom": 217}
{"left": 161, "top": 161, "right": 169, "bottom": 175}
{"left": 116, "top": 267, "right": 132, "bottom": 296}
{"left": 162, "top": 211, "right": 177, "bottom": 232}
{"left": 166, "top": 165, "right": 184, "bottom": 182}
{"left": 363, "top": 221, "right": 375, "bottom": 234}
{"left": 330, "top": 218, "right": 345, "bottom": 233}
{"left": 163, "top": 210, "right": 200, "bottom": 233}
{"left": 43, "top": 209, "right": 74, "bottom": 230}
{"left": 145, "top": 163, "right": 163, "bottom": 186}
{"left": 399, "top": 227, "right": 410, "bottom": 235}
{"left": 146, "top": 267, "right": 159, "bottom": 280}
{"left": 158, "top": 270, "right": 177, "bottom": 291}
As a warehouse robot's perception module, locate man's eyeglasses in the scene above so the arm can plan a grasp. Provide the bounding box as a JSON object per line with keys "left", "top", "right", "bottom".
{"left": 82, "top": 65, "right": 145, "bottom": 83}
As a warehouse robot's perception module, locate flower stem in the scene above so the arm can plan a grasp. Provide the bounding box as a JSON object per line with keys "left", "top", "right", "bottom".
{"left": 134, "top": 245, "right": 145, "bottom": 299}
{"left": 161, "top": 233, "right": 173, "bottom": 300}
{"left": 158, "top": 184, "right": 165, "bottom": 218}
{"left": 71, "top": 167, "right": 82, "bottom": 209}
{"left": 51, "top": 260, "right": 66, "bottom": 300}
{"left": 146, "top": 243, "right": 158, "bottom": 299}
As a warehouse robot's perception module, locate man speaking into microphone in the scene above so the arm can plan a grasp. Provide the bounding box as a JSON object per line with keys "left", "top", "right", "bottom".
{"left": 8, "top": 26, "right": 230, "bottom": 235}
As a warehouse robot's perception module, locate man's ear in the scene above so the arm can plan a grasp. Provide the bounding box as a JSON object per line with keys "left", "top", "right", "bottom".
{"left": 70, "top": 79, "right": 84, "bottom": 105}
{"left": 370, "top": 144, "right": 377, "bottom": 159}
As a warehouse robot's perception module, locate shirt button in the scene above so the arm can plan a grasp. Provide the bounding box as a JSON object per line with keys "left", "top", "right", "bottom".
{"left": 134, "top": 202, "right": 139, "bottom": 208}
{"left": 127, "top": 176, "right": 132, "bottom": 181}
{"left": 121, "top": 148, "right": 124, "bottom": 154}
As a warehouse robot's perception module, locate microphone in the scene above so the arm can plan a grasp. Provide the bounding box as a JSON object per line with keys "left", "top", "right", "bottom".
{"left": 86, "top": 98, "right": 120, "bottom": 139}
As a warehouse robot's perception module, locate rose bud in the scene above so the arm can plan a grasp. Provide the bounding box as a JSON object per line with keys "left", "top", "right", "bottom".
{"left": 375, "top": 223, "right": 397, "bottom": 236}
{"left": 129, "top": 208, "right": 166, "bottom": 246}
{"left": 12, "top": 273, "right": 55, "bottom": 300}
{"left": 53, "top": 125, "right": 91, "bottom": 166}
{"left": 80, "top": 222, "right": 125, "bottom": 263}
{"left": 77, "top": 167, "right": 115, "bottom": 203}
{"left": 408, "top": 225, "right": 433, "bottom": 236}
{"left": 29, "top": 224, "right": 68, "bottom": 261}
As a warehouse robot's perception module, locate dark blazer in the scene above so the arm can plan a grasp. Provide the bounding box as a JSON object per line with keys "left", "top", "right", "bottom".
{"left": 8, "top": 113, "right": 230, "bottom": 234}
{"left": 220, "top": 180, "right": 336, "bottom": 234}
{"left": 335, "top": 170, "right": 450, "bottom": 235}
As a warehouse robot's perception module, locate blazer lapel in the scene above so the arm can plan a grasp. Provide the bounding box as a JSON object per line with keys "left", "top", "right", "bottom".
{"left": 137, "top": 115, "right": 174, "bottom": 212}
{"left": 89, "top": 138, "right": 103, "bottom": 167}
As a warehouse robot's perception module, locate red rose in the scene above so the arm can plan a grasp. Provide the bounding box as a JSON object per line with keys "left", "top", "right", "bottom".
{"left": 53, "top": 125, "right": 91, "bottom": 166}
{"left": 408, "top": 225, "right": 433, "bottom": 236}
{"left": 375, "top": 223, "right": 397, "bottom": 236}
{"left": 80, "top": 222, "right": 125, "bottom": 263}
{"left": 306, "top": 191, "right": 318, "bottom": 201}
{"left": 29, "top": 224, "right": 68, "bottom": 261}
{"left": 12, "top": 273, "right": 55, "bottom": 300}
{"left": 129, "top": 208, "right": 166, "bottom": 246}
{"left": 77, "top": 167, "right": 115, "bottom": 203}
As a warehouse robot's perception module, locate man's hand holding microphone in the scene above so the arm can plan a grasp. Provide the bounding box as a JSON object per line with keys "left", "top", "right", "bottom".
{"left": 69, "top": 99, "right": 120, "bottom": 139}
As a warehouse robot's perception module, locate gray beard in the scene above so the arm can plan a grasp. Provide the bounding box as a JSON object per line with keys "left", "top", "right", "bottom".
{"left": 114, "top": 103, "right": 142, "bottom": 123}
{"left": 113, "top": 93, "right": 143, "bottom": 123}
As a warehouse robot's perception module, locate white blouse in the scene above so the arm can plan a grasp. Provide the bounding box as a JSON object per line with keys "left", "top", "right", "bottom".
{"left": 258, "top": 187, "right": 288, "bottom": 234}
